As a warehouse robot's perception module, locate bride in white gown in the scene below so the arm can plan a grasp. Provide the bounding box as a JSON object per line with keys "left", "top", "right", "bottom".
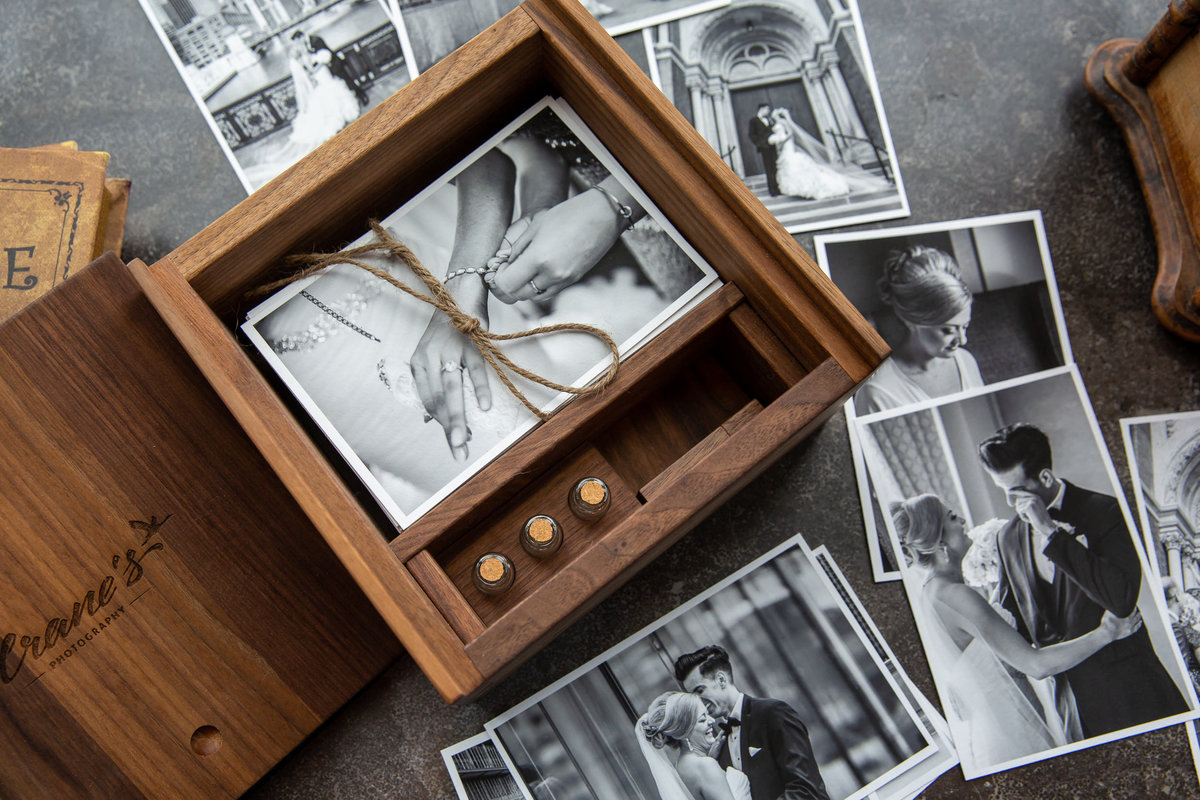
{"left": 767, "top": 107, "right": 890, "bottom": 201}
{"left": 286, "top": 33, "right": 360, "bottom": 150}
{"left": 892, "top": 494, "right": 1143, "bottom": 775}
{"left": 637, "top": 692, "right": 751, "bottom": 800}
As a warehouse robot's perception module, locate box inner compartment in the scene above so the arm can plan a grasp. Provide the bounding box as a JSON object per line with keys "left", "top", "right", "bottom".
{"left": 411, "top": 303, "right": 804, "bottom": 630}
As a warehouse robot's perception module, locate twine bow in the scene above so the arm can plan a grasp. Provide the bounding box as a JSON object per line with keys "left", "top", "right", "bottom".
{"left": 251, "top": 220, "right": 620, "bottom": 420}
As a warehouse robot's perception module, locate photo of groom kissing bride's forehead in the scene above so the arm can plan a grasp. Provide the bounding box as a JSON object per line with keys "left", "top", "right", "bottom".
{"left": 486, "top": 537, "right": 943, "bottom": 800}
{"left": 857, "top": 366, "right": 1200, "bottom": 779}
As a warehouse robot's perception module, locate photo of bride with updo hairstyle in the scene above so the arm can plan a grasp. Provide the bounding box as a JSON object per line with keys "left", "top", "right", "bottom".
{"left": 637, "top": 692, "right": 751, "bottom": 800}
{"left": 854, "top": 245, "right": 981, "bottom": 415}
{"left": 818, "top": 214, "right": 1071, "bottom": 420}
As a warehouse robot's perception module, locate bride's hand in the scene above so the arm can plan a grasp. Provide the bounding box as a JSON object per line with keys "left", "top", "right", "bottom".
{"left": 410, "top": 289, "right": 492, "bottom": 463}
{"left": 1100, "top": 609, "right": 1143, "bottom": 642}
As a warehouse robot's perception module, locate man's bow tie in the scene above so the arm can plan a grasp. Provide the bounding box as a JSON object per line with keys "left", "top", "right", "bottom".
{"left": 719, "top": 718, "right": 741, "bottom": 735}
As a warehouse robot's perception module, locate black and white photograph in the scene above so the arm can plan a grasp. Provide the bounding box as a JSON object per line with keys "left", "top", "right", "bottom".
{"left": 808, "top": 545, "right": 960, "bottom": 799}
{"left": 443, "top": 733, "right": 526, "bottom": 800}
{"left": 637, "top": 0, "right": 906, "bottom": 233}
{"left": 856, "top": 367, "right": 1199, "bottom": 779}
{"left": 485, "top": 535, "right": 941, "bottom": 800}
{"left": 1122, "top": 409, "right": 1200, "bottom": 777}
{"left": 242, "top": 97, "right": 719, "bottom": 531}
{"left": 815, "top": 211, "right": 1073, "bottom": 581}
{"left": 137, "top": 0, "right": 411, "bottom": 192}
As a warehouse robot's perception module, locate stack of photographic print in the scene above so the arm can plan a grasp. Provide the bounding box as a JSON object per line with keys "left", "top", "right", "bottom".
{"left": 140, "top": 0, "right": 909, "bottom": 234}
{"left": 816, "top": 213, "right": 1200, "bottom": 778}
{"left": 443, "top": 534, "right": 958, "bottom": 800}
{"left": 242, "top": 97, "right": 719, "bottom": 531}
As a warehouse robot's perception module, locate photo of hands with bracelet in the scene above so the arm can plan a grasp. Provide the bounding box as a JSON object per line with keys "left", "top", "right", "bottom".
{"left": 245, "top": 99, "right": 715, "bottom": 530}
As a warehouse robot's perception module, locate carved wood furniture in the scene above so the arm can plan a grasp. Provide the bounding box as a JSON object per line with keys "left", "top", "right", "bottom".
{"left": 1086, "top": 0, "right": 1200, "bottom": 342}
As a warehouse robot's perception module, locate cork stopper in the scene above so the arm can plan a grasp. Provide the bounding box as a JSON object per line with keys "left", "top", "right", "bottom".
{"left": 473, "top": 553, "right": 514, "bottom": 595}
{"left": 522, "top": 515, "right": 563, "bottom": 557}
{"left": 569, "top": 476, "right": 611, "bottom": 520}
{"left": 579, "top": 479, "right": 606, "bottom": 506}
{"left": 478, "top": 556, "right": 505, "bottom": 582}
{"left": 528, "top": 517, "right": 554, "bottom": 543}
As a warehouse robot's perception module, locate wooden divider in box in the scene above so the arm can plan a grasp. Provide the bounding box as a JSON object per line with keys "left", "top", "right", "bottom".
{"left": 146, "top": 0, "right": 888, "bottom": 702}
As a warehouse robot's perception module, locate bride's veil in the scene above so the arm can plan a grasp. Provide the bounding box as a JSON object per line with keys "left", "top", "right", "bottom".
{"left": 776, "top": 109, "right": 834, "bottom": 164}
{"left": 635, "top": 716, "right": 697, "bottom": 800}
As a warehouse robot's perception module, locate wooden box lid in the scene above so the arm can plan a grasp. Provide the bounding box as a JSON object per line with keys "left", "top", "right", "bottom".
{"left": 0, "top": 253, "right": 399, "bottom": 799}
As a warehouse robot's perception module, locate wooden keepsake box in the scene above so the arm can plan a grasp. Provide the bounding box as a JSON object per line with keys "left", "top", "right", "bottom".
{"left": 140, "top": 0, "right": 887, "bottom": 705}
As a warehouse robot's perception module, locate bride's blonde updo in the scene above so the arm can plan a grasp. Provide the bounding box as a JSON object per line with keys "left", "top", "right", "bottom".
{"left": 877, "top": 246, "right": 972, "bottom": 327}
{"left": 890, "top": 494, "right": 948, "bottom": 569}
{"left": 640, "top": 692, "right": 706, "bottom": 750}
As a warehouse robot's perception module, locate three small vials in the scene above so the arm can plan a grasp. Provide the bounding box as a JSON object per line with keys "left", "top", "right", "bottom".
{"left": 472, "top": 476, "right": 611, "bottom": 596}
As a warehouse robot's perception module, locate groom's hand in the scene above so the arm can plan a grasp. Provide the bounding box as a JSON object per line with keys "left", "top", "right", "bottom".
{"left": 1012, "top": 489, "right": 1055, "bottom": 536}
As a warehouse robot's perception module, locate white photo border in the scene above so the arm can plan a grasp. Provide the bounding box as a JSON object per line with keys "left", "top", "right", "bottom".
{"left": 1120, "top": 408, "right": 1200, "bottom": 785}
{"left": 814, "top": 210, "right": 1074, "bottom": 582}
{"left": 484, "top": 532, "right": 939, "bottom": 800}
{"left": 442, "top": 731, "right": 533, "bottom": 800}
{"left": 242, "top": 95, "right": 720, "bottom": 531}
{"left": 857, "top": 366, "right": 1200, "bottom": 779}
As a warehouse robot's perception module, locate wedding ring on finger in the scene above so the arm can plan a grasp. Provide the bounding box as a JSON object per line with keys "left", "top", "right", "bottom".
{"left": 529, "top": 279, "right": 544, "bottom": 296}
{"left": 441, "top": 361, "right": 465, "bottom": 374}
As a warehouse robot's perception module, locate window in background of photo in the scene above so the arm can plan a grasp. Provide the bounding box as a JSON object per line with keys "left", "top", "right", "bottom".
{"left": 858, "top": 407, "right": 973, "bottom": 531}
{"left": 494, "top": 548, "right": 928, "bottom": 800}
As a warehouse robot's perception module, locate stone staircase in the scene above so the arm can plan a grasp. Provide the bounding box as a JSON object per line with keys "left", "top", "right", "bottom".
{"left": 742, "top": 171, "right": 904, "bottom": 231}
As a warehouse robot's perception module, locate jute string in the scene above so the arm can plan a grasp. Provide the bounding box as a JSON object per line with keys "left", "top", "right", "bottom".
{"left": 250, "top": 221, "right": 619, "bottom": 420}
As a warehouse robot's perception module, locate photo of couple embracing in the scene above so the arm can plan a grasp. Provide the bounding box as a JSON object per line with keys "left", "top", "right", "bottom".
{"left": 858, "top": 368, "right": 1200, "bottom": 777}
{"left": 637, "top": 645, "right": 828, "bottom": 800}
{"left": 488, "top": 539, "right": 939, "bottom": 800}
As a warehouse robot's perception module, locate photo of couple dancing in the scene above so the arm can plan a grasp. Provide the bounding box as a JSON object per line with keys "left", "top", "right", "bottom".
{"left": 859, "top": 371, "right": 1198, "bottom": 777}
{"left": 244, "top": 99, "right": 716, "bottom": 529}
{"left": 637, "top": 646, "right": 828, "bottom": 800}
{"left": 746, "top": 103, "right": 888, "bottom": 202}
{"left": 489, "top": 539, "right": 935, "bottom": 800}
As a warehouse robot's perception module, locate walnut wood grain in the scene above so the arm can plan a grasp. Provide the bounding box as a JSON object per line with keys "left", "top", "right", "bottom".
{"left": 463, "top": 357, "right": 855, "bottom": 691}
{"left": 408, "top": 550, "right": 487, "bottom": 643}
{"left": 1087, "top": 18, "right": 1200, "bottom": 342}
{"left": 0, "top": 253, "right": 397, "bottom": 798}
{"left": 435, "top": 445, "right": 640, "bottom": 626}
{"left": 127, "top": 256, "right": 483, "bottom": 702}
{"left": 639, "top": 399, "right": 764, "bottom": 502}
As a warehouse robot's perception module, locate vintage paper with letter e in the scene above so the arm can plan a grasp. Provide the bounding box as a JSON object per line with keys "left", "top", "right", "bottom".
{"left": 0, "top": 145, "right": 109, "bottom": 322}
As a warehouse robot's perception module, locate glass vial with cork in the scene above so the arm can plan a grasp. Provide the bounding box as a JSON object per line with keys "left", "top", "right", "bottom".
{"left": 569, "top": 477, "right": 610, "bottom": 521}
{"left": 521, "top": 515, "right": 563, "bottom": 558}
{"left": 473, "top": 553, "right": 515, "bottom": 595}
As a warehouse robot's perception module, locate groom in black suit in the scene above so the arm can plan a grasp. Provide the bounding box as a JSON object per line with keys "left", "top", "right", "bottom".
{"left": 747, "top": 103, "right": 780, "bottom": 197}
{"left": 676, "top": 645, "right": 829, "bottom": 800}
{"left": 980, "top": 423, "right": 1188, "bottom": 739}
